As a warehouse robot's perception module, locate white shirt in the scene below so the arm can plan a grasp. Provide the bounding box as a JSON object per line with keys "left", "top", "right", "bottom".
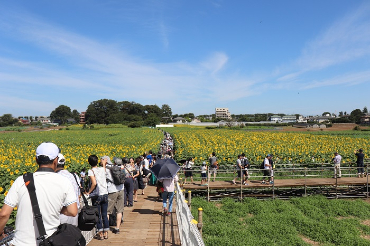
{"left": 56, "top": 170, "right": 80, "bottom": 226}
{"left": 106, "top": 164, "right": 124, "bottom": 194}
{"left": 88, "top": 167, "right": 108, "bottom": 196}
{"left": 186, "top": 161, "right": 193, "bottom": 169}
{"left": 236, "top": 159, "right": 242, "bottom": 169}
{"left": 333, "top": 155, "right": 342, "bottom": 164}
{"left": 4, "top": 171, "right": 77, "bottom": 246}
{"left": 144, "top": 159, "right": 149, "bottom": 170}
{"left": 201, "top": 166, "right": 207, "bottom": 173}
{"left": 264, "top": 158, "right": 270, "bottom": 169}
{"left": 160, "top": 175, "right": 179, "bottom": 193}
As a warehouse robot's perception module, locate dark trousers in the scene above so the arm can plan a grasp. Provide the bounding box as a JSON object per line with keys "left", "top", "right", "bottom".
{"left": 124, "top": 177, "right": 134, "bottom": 206}
{"left": 357, "top": 163, "right": 364, "bottom": 174}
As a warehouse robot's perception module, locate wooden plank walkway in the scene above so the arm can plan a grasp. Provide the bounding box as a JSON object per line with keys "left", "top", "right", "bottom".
{"left": 182, "top": 177, "right": 370, "bottom": 190}
{"left": 88, "top": 186, "right": 181, "bottom": 246}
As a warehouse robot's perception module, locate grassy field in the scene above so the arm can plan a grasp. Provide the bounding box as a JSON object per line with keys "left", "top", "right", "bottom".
{"left": 191, "top": 196, "right": 370, "bottom": 246}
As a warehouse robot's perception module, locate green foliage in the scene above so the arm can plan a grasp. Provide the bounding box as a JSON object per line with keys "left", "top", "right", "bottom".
{"left": 0, "top": 114, "right": 18, "bottom": 127}
{"left": 128, "top": 121, "right": 143, "bottom": 128}
{"left": 191, "top": 196, "right": 370, "bottom": 246}
{"left": 84, "top": 99, "right": 172, "bottom": 125}
{"left": 50, "top": 105, "right": 72, "bottom": 124}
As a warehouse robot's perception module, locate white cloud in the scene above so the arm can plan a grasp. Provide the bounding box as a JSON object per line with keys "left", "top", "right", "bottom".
{"left": 200, "top": 52, "right": 228, "bottom": 75}
{"left": 0, "top": 95, "right": 57, "bottom": 116}
{"left": 277, "top": 2, "right": 370, "bottom": 85}
{"left": 303, "top": 70, "right": 370, "bottom": 90}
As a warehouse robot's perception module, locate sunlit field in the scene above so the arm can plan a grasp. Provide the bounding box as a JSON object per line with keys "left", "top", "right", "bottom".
{"left": 164, "top": 127, "right": 370, "bottom": 166}
{"left": 0, "top": 126, "right": 163, "bottom": 207}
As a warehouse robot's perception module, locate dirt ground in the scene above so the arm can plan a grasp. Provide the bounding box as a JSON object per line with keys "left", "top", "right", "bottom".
{"left": 0, "top": 125, "right": 66, "bottom": 133}
{"left": 281, "top": 123, "right": 359, "bottom": 132}
{"left": 0, "top": 123, "right": 364, "bottom": 133}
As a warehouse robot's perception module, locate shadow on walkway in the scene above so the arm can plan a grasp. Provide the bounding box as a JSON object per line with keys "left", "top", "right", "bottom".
{"left": 87, "top": 185, "right": 181, "bottom": 246}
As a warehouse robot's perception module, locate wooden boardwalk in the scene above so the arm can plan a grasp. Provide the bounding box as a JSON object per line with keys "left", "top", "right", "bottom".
{"left": 88, "top": 185, "right": 181, "bottom": 246}
{"left": 182, "top": 177, "right": 370, "bottom": 190}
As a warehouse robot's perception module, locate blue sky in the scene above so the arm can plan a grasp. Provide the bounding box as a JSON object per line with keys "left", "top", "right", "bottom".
{"left": 0, "top": 0, "right": 369, "bottom": 117}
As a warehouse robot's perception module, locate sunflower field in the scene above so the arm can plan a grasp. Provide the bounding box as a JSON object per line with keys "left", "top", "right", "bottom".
{"left": 0, "top": 126, "right": 163, "bottom": 208}
{"left": 165, "top": 128, "right": 370, "bottom": 166}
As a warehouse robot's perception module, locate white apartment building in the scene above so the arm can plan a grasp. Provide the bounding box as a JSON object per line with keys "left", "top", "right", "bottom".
{"left": 215, "top": 108, "right": 231, "bottom": 120}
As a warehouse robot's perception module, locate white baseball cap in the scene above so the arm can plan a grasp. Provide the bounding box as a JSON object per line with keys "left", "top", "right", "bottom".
{"left": 36, "top": 142, "right": 59, "bottom": 160}
{"left": 57, "top": 153, "right": 65, "bottom": 165}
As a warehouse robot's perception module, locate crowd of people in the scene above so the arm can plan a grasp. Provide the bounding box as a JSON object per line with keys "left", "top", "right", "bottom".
{"left": 178, "top": 149, "right": 367, "bottom": 186}
{"left": 0, "top": 131, "right": 180, "bottom": 245}
{"left": 0, "top": 142, "right": 173, "bottom": 244}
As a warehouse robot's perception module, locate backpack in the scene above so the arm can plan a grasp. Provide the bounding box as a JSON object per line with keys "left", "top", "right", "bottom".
{"left": 260, "top": 160, "right": 265, "bottom": 170}
{"left": 243, "top": 158, "right": 250, "bottom": 168}
{"left": 109, "top": 165, "right": 126, "bottom": 185}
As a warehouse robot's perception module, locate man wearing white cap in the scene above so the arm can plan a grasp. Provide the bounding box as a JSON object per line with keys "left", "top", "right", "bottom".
{"left": 0, "top": 142, "right": 78, "bottom": 246}
{"left": 56, "top": 153, "right": 80, "bottom": 226}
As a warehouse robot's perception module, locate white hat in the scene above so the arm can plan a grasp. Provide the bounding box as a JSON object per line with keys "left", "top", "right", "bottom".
{"left": 36, "top": 142, "right": 59, "bottom": 160}
{"left": 101, "top": 156, "right": 113, "bottom": 164}
{"left": 57, "top": 153, "right": 65, "bottom": 165}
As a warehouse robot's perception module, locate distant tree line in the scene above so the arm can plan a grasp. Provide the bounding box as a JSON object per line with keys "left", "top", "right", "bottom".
{"left": 0, "top": 103, "right": 368, "bottom": 128}
{"left": 0, "top": 114, "right": 19, "bottom": 127}
{"left": 331, "top": 107, "right": 368, "bottom": 124}
{"left": 84, "top": 99, "right": 172, "bottom": 127}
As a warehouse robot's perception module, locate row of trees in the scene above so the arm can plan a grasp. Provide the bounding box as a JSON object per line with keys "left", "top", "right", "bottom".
{"left": 0, "top": 114, "right": 19, "bottom": 127}
{"left": 1, "top": 102, "right": 368, "bottom": 127}
{"left": 50, "top": 105, "right": 80, "bottom": 124}
{"left": 84, "top": 99, "right": 172, "bottom": 127}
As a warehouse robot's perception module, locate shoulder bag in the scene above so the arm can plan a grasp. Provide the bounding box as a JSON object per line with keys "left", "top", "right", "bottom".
{"left": 71, "top": 173, "right": 99, "bottom": 231}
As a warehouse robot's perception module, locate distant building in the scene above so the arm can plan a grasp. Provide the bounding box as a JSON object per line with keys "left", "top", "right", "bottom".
{"left": 80, "top": 112, "right": 86, "bottom": 124}
{"left": 173, "top": 117, "right": 186, "bottom": 123}
{"left": 281, "top": 115, "right": 297, "bottom": 123}
{"left": 307, "top": 116, "right": 333, "bottom": 123}
{"left": 18, "top": 119, "right": 30, "bottom": 125}
{"left": 297, "top": 115, "right": 307, "bottom": 123}
{"left": 360, "top": 115, "right": 370, "bottom": 125}
{"left": 270, "top": 115, "right": 282, "bottom": 122}
{"left": 215, "top": 108, "right": 231, "bottom": 120}
{"left": 38, "top": 116, "right": 51, "bottom": 124}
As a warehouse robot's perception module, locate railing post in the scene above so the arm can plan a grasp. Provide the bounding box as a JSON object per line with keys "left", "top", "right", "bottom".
{"left": 207, "top": 165, "right": 210, "bottom": 202}
{"left": 240, "top": 169, "right": 243, "bottom": 201}
{"left": 367, "top": 164, "right": 369, "bottom": 199}
{"left": 335, "top": 166, "right": 338, "bottom": 199}
{"left": 272, "top": 168, "right": 275, "bottom": 199}
{"left": 321, "top": 163, "right": 323, "bottom": 178}
{"left": 304, "top": 167, "right": 307, "bottom": 197}
{"left": 188, "top": 191, "right": 192, "bottom": 210}
{"left": 197, "top": 208, "right": 203, "bottom": 235}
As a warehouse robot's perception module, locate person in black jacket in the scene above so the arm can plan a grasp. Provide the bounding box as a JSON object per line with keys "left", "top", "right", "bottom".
{"left": 355, "top": 149, "right": 365, "bottom": 178}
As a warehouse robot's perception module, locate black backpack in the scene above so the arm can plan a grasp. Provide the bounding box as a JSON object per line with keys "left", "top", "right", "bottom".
{"left": 109, "top": 165, "right": 126, "bottom": 185}
{"left": 260, "top": 160, "right": 265, "bottom": 170}
{"left": 243, "top": 158, "right": 250, "bottom": 168}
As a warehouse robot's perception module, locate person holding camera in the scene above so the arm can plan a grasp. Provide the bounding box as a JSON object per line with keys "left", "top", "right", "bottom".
{"left": 209, "top": 152, "right": 218, "bottom": 182}
{"left": 332, "top": 152, "right": 342, "bottom": 178}
{"left": 355, "top": 149, "right": 365, "bottom": 178}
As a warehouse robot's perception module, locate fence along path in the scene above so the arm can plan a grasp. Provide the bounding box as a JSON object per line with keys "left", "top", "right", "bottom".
{"left": 87, "top": 185, "right": 181, "bottom": 246}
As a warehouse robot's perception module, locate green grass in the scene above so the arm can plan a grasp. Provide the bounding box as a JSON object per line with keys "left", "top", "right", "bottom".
{"left": 191, "top": 196, "right": 370, "bottom": 246}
